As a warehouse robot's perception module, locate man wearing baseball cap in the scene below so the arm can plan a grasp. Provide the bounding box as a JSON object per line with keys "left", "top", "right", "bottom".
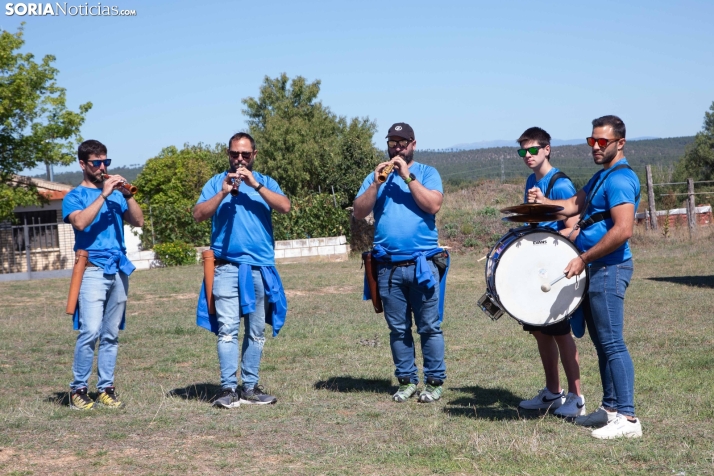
{"left": 353, "top": 122, "right": 450, "bottom": 403}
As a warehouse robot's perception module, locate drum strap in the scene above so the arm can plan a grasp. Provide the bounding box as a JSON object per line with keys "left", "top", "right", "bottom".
{"left": 577, "top": 164, "right": 640, "bottom": 230}
{"left": 544, "top": 171, "right": 571, "bottom": 199}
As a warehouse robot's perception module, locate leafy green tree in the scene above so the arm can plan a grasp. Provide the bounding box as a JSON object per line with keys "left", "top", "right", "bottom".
{"left": 0, "top": 26, "right": 92, "bottom": 221}
{"left": 132, "top": 143, "right": 224, "bottom": 249}
{"left": 681, "top": 101, "right": 714, "bottom": 180}
{"left": 242, "top": 73, "right": 383, "bottom": 204}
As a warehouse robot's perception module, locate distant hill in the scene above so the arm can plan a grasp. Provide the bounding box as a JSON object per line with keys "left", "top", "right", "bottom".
{"left": 33, "top": 165, "right": 144, "bottom": 187}
{"left": 450, "top": 136, "right": 660, "bottom": 150}
{"left": 418, "top": 136, "right": 694, "bottom": 188}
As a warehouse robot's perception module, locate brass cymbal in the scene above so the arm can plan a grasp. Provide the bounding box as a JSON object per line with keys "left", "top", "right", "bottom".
{"left": 502, "top": 214, "right": 568, "bottom": 223}
{"left": 500, "top": 203, "right": 564, "bottom": 215}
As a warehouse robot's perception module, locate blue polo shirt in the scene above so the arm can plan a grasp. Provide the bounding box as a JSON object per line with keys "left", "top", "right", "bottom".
{"left": 574, "top": 158, "right": 640, "bottom": 265}
{"left": 197, "top": 171, "right": 284, "bottom": 266}
{"left": 356, "top": 162, "right": 443, "bottom": 254}
{"left": 62, "top": 186, "right": 128, "bottom": 257}
{"left": 523, "top": 167, "right": 577, "bottom": 231}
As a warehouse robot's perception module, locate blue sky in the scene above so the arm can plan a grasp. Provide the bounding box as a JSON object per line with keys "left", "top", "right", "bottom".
{"left": 4, "top": 0, "right": 713, "bottom": 174}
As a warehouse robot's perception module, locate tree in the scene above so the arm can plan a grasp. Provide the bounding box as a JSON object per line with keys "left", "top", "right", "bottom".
{"left": 681, "top": 101, "right": 714, "bottom": 180}
{"left": 132, "top": 143, "right": 225, "bottom": 249}
{"left": 0, "top": 25, "right": 92, "bottom": 221}
{"left": 242, "top": 73, "right": 383, "bottom": 204}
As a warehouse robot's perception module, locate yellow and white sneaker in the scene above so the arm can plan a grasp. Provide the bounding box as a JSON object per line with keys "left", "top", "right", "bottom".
{"left": 70, "top": 387, "right": 94, "bottom": 410}
{"left": 96, "top": 386, "right": 124, "bottom": 408}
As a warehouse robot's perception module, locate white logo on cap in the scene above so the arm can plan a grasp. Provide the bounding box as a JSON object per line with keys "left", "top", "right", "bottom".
{"left": 395, "top": 126, "right": 402, "bottom": 131}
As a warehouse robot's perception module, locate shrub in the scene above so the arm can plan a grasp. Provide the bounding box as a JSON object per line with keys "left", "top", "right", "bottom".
{"left": 154, "top": 241, "right": 197, "bottom": 266}
{"left": 273, "top": 192, "right": 350, "bottom": 241}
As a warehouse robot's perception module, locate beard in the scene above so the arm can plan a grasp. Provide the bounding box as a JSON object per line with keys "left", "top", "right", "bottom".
{"left": 388, "top": 149, "right": 414, "bottom": 163}
{"left": 229, "top": 160, "right": 253, "bottom": 173}
{"left": 88, "top": 171, "right": 103, "bottom": 185}
{"left": 594, "top": 145, "right": 618, "bottom": 165}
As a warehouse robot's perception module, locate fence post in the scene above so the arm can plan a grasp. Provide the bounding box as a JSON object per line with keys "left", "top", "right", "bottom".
{"left": 687, "top": 178, "right": 696, "bottom": 238}
{"left": 646, "top": 165, "right": 657, "bottom": 230}
{"left": 23, "top": 221, "right": 32, "bottom": 275}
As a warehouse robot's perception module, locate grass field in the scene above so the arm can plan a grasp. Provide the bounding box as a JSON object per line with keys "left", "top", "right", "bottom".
{"left": 1, "top": 233, "right": 713, "bottom": 475}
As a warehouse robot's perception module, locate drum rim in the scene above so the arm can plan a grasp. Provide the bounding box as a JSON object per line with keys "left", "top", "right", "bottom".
{"left": 484, "top": 226, "right": 590, "bottom": 325}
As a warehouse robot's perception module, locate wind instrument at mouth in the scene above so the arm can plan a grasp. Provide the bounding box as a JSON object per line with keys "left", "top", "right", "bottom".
{"left": 100, "top": 173, "right": 138, "bottom": 195}
{"left": 377, "top": 162, "right": 395, "bottom": 183}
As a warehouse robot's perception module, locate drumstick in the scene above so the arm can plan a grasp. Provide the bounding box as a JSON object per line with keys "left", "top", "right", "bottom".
{"left": 541, "top": 274, "right": 568, "bottom": 292}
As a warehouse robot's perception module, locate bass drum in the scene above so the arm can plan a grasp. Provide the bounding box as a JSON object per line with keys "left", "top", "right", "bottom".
{"left": 483, "top": 226, "right": 588, "bottom": 326}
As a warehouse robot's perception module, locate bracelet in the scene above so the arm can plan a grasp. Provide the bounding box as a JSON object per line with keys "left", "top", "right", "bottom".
{"left": 579, "top": 255, "right": 587, "bottom": 265}
{"left": 255, "top": 183, "right": 264, "bottom": 192}
{"left": 100, "top": 194, "right": 108, "bottom": 200}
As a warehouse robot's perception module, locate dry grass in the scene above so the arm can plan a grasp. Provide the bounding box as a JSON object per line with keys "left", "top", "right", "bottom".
{"left": 0, "top": 228, "right": 713, "bottom": 474}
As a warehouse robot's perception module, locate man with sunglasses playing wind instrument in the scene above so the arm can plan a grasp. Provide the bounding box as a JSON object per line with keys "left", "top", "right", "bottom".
{"left": 528, "top": 115, "right": 642, "bottom": 439}
{"left": 354, "top": 122, "right": 450, "bottom": 404}
{"left": 193, "top": 132, "right": 290, "bottom": 409}
{"left": 62, "top": 140, "right": 144, "bottom": 410}
{"left": 514, "top": 127, "right": 586, "bottom": 419}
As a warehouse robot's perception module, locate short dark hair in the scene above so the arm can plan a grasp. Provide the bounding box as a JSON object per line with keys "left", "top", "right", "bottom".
{"left": 78, "top": 140, "right": 107, "bottom": 162}
{"left": 228, "top": 132, "right": 256, "bottom": 151}
{"left": 592, "top": 115, "right": 626, "bottom": 139}
{"left": 517, "top": 127, "right": 551, "bottom": 160}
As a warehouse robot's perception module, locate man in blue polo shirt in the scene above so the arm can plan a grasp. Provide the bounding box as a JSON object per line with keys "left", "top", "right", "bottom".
{"left": 62, "top": 139, "right": 144, "bottom": 410}
{"left": 515, "top": 127, "right": 585, "bottom": 419}
{"left": 528, "top": 115, "right": 642, "bottom": 439}
{"left": 193, "top": 132, "right": 290, "bottom": 408}
{"left": 353, "top": 122, "right": 448, "bottom": 404}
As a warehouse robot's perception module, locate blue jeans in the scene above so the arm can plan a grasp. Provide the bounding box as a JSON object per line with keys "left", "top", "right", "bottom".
{"left": 71, "top": 267, "right": 128, "bottom": 392}
{"left": 378, "top": 261, "right": 446, "bottom": 384}
{"left": 585, "top": 259, "right": 635, "bottom": 416}
{"left": 213, "top": 264, "right": 267, "bottom": 390}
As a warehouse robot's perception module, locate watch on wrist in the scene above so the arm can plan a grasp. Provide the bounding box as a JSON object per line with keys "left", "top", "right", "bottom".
{"left": 404, "top": 173, "right": 416, "bottom": 184}
{"left": 254, "top": 183, "right": 264, "bottom": 192}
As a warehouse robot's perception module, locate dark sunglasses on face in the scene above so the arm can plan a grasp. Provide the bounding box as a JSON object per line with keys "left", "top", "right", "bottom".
{"left": 86, "top": 159, "right": 111, "bottom": 167}
{"left": 228, "top": 150, "right": 253, "bottom": 159}
{"left": 387, "top": 139, "right": 412, "bottom": 149}
{"left": 586, "top": 137, "right": 619, "bottom": 148}
{"left": 517, "top": 146, "right": 543, "bottom": 157}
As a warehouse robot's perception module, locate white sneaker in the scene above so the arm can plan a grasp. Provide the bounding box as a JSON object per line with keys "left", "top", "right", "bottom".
{"left": 518, "top": 387, "right": 565, "bottom": 410}
{"left": 554, "top": 393, "right": 586, "bottom": 418}
{"left": 574, "top": 405, "right": 617, "bottom": 427}
{"left": 591, "top": 413, "right": 642, "bottom": 439}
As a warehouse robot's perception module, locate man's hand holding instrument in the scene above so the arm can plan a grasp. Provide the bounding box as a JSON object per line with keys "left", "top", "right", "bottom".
{"left": 100, "top": 173, "right": 137, "bottom": 196}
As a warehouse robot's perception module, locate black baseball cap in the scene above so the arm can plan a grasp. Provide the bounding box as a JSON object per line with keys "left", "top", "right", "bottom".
{"left": 386, "top": 123, "right": 415, "bottom": 141}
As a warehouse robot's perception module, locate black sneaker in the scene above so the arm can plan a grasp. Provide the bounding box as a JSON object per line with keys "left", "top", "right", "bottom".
{"left": 239, "top": 384, "right": 277, "bottom": 405}
{"left": 212, "top": 388, "right": 240, "bottom": 408}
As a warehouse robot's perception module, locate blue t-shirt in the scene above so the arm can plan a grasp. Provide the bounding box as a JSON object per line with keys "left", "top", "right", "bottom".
{"left": 523, "top": 167, "right": 576, "bottom": 231}
{"left": 62, "top": 186, "right": 128, "bottom": 254}
{"left": 574, "top": 158, "right": 640, "bottom": 265}
{"left": 197, "top": 171, "right": 284, "bottom": 266}
{"left": 356, "top": 162, "right": 443, "bottom": 254}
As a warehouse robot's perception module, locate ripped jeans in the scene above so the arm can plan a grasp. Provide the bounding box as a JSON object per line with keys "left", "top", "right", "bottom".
{"left": 213, "top": 264, "right": 267, "bottom": 390}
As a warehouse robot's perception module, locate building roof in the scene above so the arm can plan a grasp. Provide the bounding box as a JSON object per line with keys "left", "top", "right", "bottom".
{"left": 8, "top": 175, "right": 73, "bottom": 200}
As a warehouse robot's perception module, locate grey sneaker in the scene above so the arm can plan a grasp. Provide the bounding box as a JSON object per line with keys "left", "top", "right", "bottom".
{"left": 212, "top": 388, "right": 240, "bottom": 408}
{"left": 575, "top": 405, "right": 617, "bottom": 427}
{"left": 418, "top": 378, "right": 444, "bottom": 403}
{"left": 518, "top": 387, "right": 565, "bottom": 410}
{"left": 392, "top": 378, "right": 418, "bottom": 403}
{"left": 240, "top": 385, "right": 277, "bottom": 405}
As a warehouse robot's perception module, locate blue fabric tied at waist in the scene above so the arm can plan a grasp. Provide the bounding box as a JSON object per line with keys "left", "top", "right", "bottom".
{"left": 72, "top": 249, "right": 134, "bottom": 331}
{"left": 88, "top": 249, "right": 136, "bottom": 276}
{"left": 363, "top": 245, "right": 450, "bottom": 321}
{"left": 196, "top": 263, "right": 288, "bottom": 337}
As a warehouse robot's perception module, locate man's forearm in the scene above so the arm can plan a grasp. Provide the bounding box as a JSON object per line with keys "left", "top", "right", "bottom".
{"left": 260, "top": 188, "right": 291, "bottom": 214}
{"left": 353, "top": 184, "right": 378, "bottom": 220}
{"left": 123, "top": 197, "right": 144, "bottom": 227}
{"left": 193, "top": 191, "right": 227, "bottom": 223}
{"left": 409, "top": 181, "right": 442, "bottom": 215}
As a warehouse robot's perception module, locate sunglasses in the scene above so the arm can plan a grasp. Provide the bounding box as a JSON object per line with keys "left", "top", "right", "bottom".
{"left": 586, "top": 137, "right": 619, "bottom": 148}
{"left": 228, "top": 151, "right": 253, "bottom": 159}
{"left": 387, "top": 139, "right": 412, "bottom": 148}
{"left": 517, "top": 146, "right": 543, "bottom": 157}
{"left": 86, "top": 159, "right": 111, "bottom": 167}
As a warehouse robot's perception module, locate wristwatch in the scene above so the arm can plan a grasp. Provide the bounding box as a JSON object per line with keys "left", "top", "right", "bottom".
{"left": 403, "top": 173, "right": 416, "bottom": 184}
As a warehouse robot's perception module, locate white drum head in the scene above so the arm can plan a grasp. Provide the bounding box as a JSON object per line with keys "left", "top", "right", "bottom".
{"left": 494, "top": 230, "right": 586, "bottom": 326}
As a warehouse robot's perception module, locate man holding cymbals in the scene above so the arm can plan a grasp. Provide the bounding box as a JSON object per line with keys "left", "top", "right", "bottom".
{"left": 528, "top": 115, "right": 642, "bottom": 439}
{"left": 353, "top": 122, "right": 449, "bottom": 404}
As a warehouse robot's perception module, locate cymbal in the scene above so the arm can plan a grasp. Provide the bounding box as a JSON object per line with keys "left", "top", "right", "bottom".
{"left": 500, "top": 203, "right": 564, "bottom": 215}
{"left": 502, "top": 214, "right": 567, "bottom": 223}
